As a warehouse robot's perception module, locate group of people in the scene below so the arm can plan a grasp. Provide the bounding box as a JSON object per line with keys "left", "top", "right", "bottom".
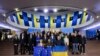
{"left": 13, "top": 30, "right": 86, "bottom": 55}
{"left": 69, "top": 32, "right": 86, "bottom": 55}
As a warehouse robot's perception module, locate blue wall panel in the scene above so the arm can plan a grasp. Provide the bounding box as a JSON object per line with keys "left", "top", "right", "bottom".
{"left": 72, "top": 11, "right": 78, "bottom": 26}
{"left": 56, "top": 16, "right": 61, "bottom": 28}
{"left": 22, "top": 12, "right": 29, "bottom": 26}
{"left": 40, "top": 16, "right": 45, "bottom": 28}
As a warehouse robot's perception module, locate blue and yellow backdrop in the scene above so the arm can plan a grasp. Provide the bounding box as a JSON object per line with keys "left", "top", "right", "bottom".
{"left": 7, "top": 11, "right": 94, "bottom": 28}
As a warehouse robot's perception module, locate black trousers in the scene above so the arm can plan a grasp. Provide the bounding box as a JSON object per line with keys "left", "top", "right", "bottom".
{"left": 20, "top": 44, "right": 25, "bottom": 54}
{"left": 69, "top": 43, "right": 72, "bottom": 50}
{"left": 25, "top": 44, "right": 29, "bottom": 53}
{"left": 14, "top": 45, "right": 18, "bottom": 55}
{"left": 79, "top": 44, "right": 85, "bottom": 53}
{"left": 28, "top": 45, "right": 33, "bottom": 54}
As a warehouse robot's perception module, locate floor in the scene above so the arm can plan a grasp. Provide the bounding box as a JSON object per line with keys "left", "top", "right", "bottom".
{"left": 0, "top": 40, "right": 100, "bottom": 56}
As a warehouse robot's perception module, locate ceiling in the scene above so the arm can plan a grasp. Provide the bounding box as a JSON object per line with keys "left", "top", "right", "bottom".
{"left": 0, "top": 0, "right": 100, "bottom": 30}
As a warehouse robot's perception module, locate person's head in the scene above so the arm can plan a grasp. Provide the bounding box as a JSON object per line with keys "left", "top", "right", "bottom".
{"left": 61, "top": 33, "right": 64, "bottom": 36}
{"left": 78, "top": 32, "right": 81, "bottom": 35}
{"left": 65, "top": 35, "right": 68, "bottom": 38}
{"left": 54, "top": 31, "right": 57, "bottom": 34}
{"left": 51, "top": 33, "right": 54, "bottom": 36}
{"left": 57, "top": 36, "right": 61, "bottom": 40}
{"left": 37, "top": 34, "right": 40, "bottom": 37}
{"left": 38, "top": 39, "right": 43, "bottom": 46}
{"left": 40, "top": 33, "right": 42, "bottom": 36}
{"left": 48, "top": 39, "right": 51, "bottom": 42}
{"left": 44, "top": 34, "right": 46, "bottom": 37}
{"left": 15, "top": 34, "right": 18, "bottom": 39}
{"left": 47, "top": 32, "right": 50, "bottom": 35}
{"left": 40, "top": 39, "right": 43, "bottom": 43}
{"left": 73, "top": 33, "right": 76, "bottom": 37}
{"left": 32, "top": 33, "right": 35, "bottom": 35}
{"left": 82, "top": 35, "right": 85, "bottom": 38}
{"left": 72, "top": 33, "right": 74, "bottom": 35}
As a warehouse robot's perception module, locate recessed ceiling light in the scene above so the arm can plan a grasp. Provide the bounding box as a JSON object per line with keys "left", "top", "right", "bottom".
{"left": 83, "top": 8, "right": 88, "bottom": 11}
{"left": 96, "top": 16, "right": 100, "bottom": 18}
{"left": 34, "top": 8, "right": 38, "bottom": 11}
{"left": 44, "top": 8, "right": 48, "bottom": 13}
{"left": 14, "top": 8, "right": 19, "bottom": 11}
{"left": 53, "top": 8, "right": 58, "bottom": 12}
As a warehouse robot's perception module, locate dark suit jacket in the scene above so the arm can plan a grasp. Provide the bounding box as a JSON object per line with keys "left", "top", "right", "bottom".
{"left": 81, "top": 37, "right": 86, "bottom": 44}
{"left": 28, "top": 34, "right": 36, "bottom": 46}
{"left": 20, "top": 33, "right": 25, "bottom": 45}
{"left": 55, "top": 39, "right": 64, "bottom": 46}
{"left": 72, "top": 36, "right": 79, "bottom": 43}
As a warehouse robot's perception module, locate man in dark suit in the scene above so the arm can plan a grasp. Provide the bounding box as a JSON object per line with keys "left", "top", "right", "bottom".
{"left": 72, "top": 33, "right": 79, "bottom": 54}
{"left": 43, "top": 34, "right": 48, "bottom": 47}
{"left": 80, "top": 35, "right": 86, "bottom": 54}
{"left": 24, "top": 32, "right": 30, "bottom": 54}
{"left": 68, "top": 33, "right": 73, "bottom": 50}
{"left": 55, "top": 35, "right": 64, "bottom": 46}
{"left": 50, "top": 33, "right": 56, "bottom": 46}
{"left": 20, "top": 32, "right": 25, "bottom": 55}
{"left": 47, "top": 32, "right": 51, "bottom": 39}
{"left": 28, "top": 33, "right": 36, "bottom": 55}
{"left": 76, "top": 32, "right": 82, "bottom": 54}
{"left": 13, "top": 35, "right": 19, "bottom": 55}
{"left": 97, "top": 30, "right": 100, "bottom": 40}
{"left": 32, "top": 33, "right": 36, "bottom": 46}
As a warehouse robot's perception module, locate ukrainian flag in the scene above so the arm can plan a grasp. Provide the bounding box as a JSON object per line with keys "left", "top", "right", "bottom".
{"left": 52, "top": 51, "right": 68, "bottom": 56}
{"left": 52, "top": 46, "right": 68, "bottom": 56}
